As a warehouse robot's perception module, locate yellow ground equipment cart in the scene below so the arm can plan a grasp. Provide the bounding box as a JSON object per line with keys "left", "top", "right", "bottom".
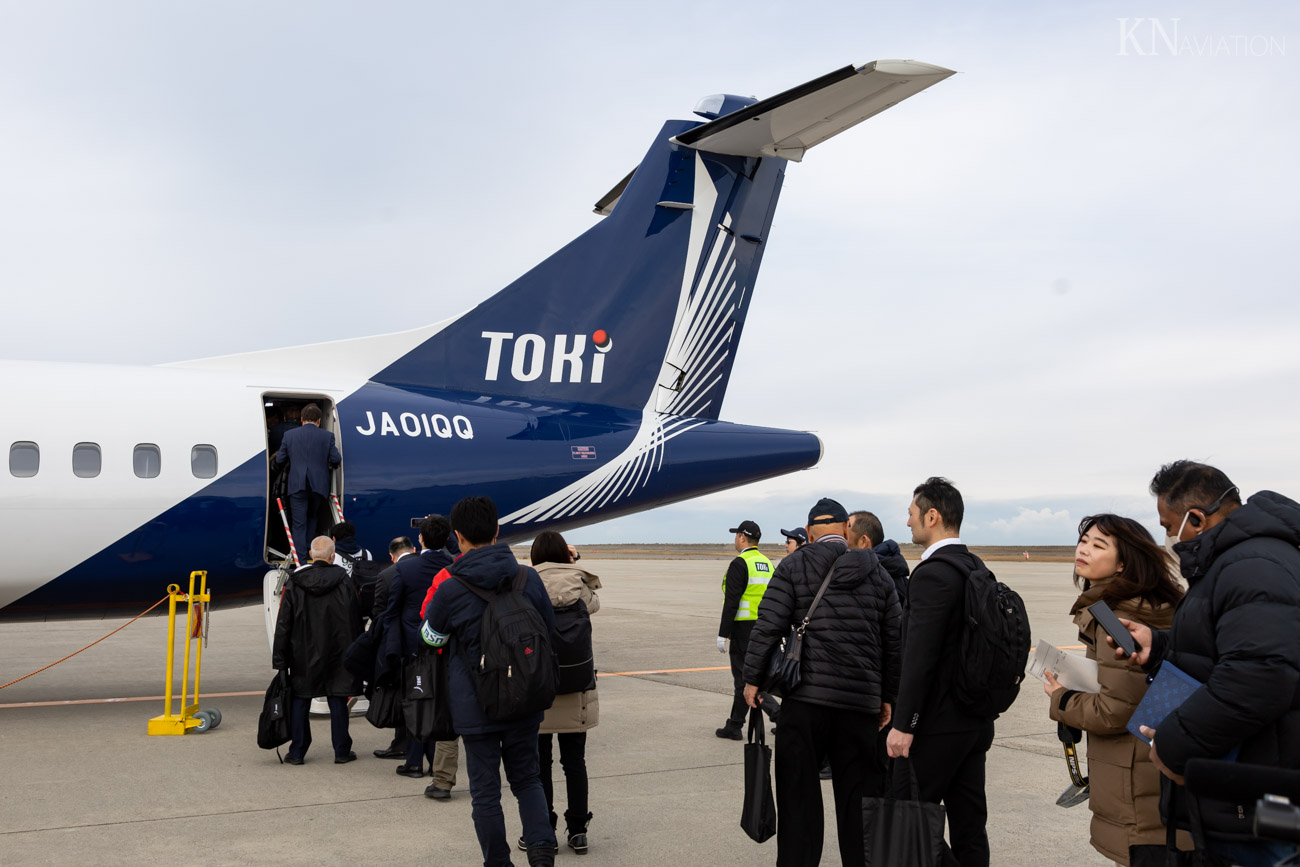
{"left": 148, "top": 571, "right": 222, "bottom": 735}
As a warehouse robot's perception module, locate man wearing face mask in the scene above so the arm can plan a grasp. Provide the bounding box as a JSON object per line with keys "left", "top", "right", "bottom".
{"left": 1118, "top": 461, "right": 1300, "bottom": 867}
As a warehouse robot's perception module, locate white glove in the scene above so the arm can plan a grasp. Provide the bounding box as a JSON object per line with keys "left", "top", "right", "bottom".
{"left": 717, "top": 636, "right": 728, "bottom": 654}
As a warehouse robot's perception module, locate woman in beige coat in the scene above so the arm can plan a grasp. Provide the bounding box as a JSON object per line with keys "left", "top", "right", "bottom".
{"left": 530, "top": 531, "right": 601, "bottom": 855}
{"left": 1043, "top": 514, "right": 1188, "bottom": 867}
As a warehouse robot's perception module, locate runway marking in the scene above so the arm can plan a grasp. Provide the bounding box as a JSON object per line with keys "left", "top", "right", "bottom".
{"left": 0, "top": 648, "right": 1089, "bottom": 709}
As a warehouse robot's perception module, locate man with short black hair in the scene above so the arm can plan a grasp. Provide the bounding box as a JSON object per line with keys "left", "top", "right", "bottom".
{"left": 742, "top": 497, "right": 901, "bottom": 867}
{"left": 716, "top": 520, "right": 773, "bottom": 740}
{"left": 385, "top": 517, "right": 460, "bottom": 797}
{"left": 1118, "top": 461, "right": 1300, "bottom": 867}
{"left": 887, "top": 477, "right": 996, "bottom": 867}
{"left": 273, "top": 403, "right": 341, "bottom": 563}
{"left": 370, "top": 536, "right": 417, "bottom": 760}
{"left": 423, "top": 497, "right": 560, "bottom": 866}
{"left": 848, "top": 510, "right": 910, "bottom": 605}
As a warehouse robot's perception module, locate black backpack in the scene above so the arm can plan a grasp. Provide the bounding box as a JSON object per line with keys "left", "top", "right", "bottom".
{"left": 453, "top": 566, "right": 558, "bottom": 722}
{"left": 942, "top": 551, "right": 1031, "bottom": 718}
{"left": 257, "top": 670, "right": 291, "bottom": 750}
{"left": 338, "top": 552, "right": 385, "bottom": 613}
{"left": 552, "top": 599, "right": 595, "bottom": 695}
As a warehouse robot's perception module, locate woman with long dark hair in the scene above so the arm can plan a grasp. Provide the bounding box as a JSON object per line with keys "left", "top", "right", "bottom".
{"left": 1042, "top": 514, "right": 1188, "bottom": 866}
{"left": 525, "top": 530, "right": 601, "bottom": 855}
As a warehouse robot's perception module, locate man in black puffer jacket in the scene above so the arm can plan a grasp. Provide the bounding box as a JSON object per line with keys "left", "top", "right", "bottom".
{"left": 848, "top": 510, "right": 910, "bottom": 605}
{"left": 1119, "top": 462, "right": 1300, "bottom": 867}
{"left": 742, "top": 497, "right": 902, "bottom": 867}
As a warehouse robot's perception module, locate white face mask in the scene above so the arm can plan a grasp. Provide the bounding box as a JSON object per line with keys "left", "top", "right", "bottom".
{"left": 1164, "top": 512, "right": 1192, "bottom": 555}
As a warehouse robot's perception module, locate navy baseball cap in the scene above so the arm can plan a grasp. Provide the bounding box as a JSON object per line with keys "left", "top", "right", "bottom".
{"left": 729, "top": 520, "right": 761, "bottom": 540}
{"left": 780, "top": 527, "right": 808, "bottom": 545}
{"left": 807, "top": 497, "right": 848, "bottom": 525}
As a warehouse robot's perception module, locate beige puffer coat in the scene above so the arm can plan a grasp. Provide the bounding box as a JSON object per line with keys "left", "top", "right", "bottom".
{"left": 536, "top": 561, "right": 602, "bottom": 734}
{"left": 1049, "top": 585, "right": 1190, "bottom": 865}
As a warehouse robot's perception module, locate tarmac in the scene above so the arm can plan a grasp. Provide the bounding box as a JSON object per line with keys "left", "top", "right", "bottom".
{"left": 0, "top": 556, "right": 1109, "bottom": 866}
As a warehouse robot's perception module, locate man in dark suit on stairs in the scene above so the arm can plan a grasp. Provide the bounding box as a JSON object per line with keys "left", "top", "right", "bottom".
{"left": 273, "top": 403, "right": 341, "bottom": 565}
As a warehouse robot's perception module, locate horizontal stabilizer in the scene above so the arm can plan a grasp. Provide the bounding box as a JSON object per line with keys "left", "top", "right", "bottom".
{"left": 674, "top": 60, "right": 955, "bottom": 161}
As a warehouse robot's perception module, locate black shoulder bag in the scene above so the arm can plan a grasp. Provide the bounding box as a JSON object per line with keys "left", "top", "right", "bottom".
{"left": 762, "top": 562, "right": 836, "bottom": 698}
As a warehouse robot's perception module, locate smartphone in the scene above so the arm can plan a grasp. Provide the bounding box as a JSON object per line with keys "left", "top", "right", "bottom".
{"left": 1088, "top": 600, "right": 1141, "bottom": 658}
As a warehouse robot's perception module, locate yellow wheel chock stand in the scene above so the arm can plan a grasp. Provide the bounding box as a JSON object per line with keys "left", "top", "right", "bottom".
{"left": 148, "top": 571, "right": 222, "bottom": 735}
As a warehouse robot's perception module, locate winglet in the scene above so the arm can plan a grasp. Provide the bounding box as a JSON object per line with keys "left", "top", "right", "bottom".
{"left": 673, "top": 60, "right": 955, "bottom": 161}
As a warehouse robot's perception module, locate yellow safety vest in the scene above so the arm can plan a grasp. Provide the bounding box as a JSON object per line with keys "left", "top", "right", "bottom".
{"left": 726, "top": 547, "right": 774, "bottom": 621}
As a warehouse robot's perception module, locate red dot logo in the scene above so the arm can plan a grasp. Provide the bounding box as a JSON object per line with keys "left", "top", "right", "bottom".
{"left": 592, "top": 329, "right": 612, "bottom": 352}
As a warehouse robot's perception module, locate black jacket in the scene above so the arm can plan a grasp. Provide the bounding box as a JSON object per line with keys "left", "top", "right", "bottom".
{"left": 893, "top": 544, "right": 992, "bottom": 735}
{"left": 873, "top": 539, "right": 911, "bottom": 605}
{"left": 424, "top": 544, "right": 556, "bottom": 735}
{"left": 1148, "top": 491, "right": 1300, "bottom": 837}
{"left": 272, "top": 561, "right": 364, "bottom": 698}
{"left": 742, "top": 537, "right": 901, "bottom": 714}
{"left": 383, "top": 549, "right": 453, "bottom": 660}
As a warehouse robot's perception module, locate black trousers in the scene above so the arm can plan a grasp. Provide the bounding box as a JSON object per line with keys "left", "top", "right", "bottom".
{"left": 288, "top": 695, "right": 351, "bottom": 760}
{"left": 774, "top": 698, "right": 885, "bottom": 867}
{"left": 727, "top": 620, "right": 755, "bottom": 726}
{"left": 539, "top": 732, "right": 588, "bottom": 832}
{"left": 893, "top": 721, "right": 995, "bottom": 867}
{"left": 288, "top": 490, "right": 325, "bottom": 565}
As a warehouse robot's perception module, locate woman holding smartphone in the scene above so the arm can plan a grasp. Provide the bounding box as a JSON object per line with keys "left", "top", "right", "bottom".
{"left": 1042, "top": 514, "right": 1187, "bottom": 866}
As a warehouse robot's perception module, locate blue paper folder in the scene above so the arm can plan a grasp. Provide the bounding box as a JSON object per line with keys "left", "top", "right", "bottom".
{"left": 1127, "top": 662, "right": 1202, "bottom": 746}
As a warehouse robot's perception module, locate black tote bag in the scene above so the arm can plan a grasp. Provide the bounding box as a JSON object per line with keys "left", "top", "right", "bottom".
{"left": 403, "top": 647, "right": 456, "bottom": 742}
{"left": 862, "top": 766, "right": 948, "bottom": 867}
{"left": 740, "top": 707, "right": 777, "bottom": 843}
{"left": 366, "top": 681, "right": 405, "bottom": 729}
{"left": 256, "top": 669, "right": 292, "bottom": 750}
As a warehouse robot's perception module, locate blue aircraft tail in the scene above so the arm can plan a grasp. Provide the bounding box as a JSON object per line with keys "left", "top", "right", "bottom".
{"left": 371, "top": 61, "right": 954, "bottom": 420}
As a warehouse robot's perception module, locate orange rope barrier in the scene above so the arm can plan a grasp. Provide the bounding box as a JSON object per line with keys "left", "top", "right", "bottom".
{"left": 0, "top": 594, "right": 171, "bottom": 691}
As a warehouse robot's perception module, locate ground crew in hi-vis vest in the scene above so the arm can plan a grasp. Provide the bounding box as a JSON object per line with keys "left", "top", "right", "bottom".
{"left": 715, "top": 519, "right": 773, "bottom": 740}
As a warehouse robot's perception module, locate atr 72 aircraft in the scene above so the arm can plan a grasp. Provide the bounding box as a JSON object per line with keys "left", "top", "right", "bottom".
{"left": 0, "top": 60, "right": 953, "bottom": 621}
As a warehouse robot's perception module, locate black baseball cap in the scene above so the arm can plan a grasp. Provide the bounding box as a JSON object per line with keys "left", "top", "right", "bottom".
{"left": 780, "top": 527, "right": 808, "bottom": 545}
{"left": 807, "top": 497, "right": 848, "bottom": 525}
{"left": 729, "top": 520, "right": 761, "bottom": 540}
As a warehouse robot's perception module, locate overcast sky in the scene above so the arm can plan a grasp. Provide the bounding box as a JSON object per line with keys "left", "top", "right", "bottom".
{"left": 2, "top": 1, "right": 1296, "bottom": 544}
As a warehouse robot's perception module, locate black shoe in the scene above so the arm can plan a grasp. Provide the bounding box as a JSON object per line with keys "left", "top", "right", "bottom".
{"left": 715, "top": 723, "right": 743, "bottom": 740}
{"left": 424, "top": 784, "right": 451, "bottom": 800}
{"left": 334, "top": 752, "right": 357, "bottom": 764}
{"left": 819, "top": 762, "right": 832, "bottom": 780}
{"left": 373, "top": 746, "right": 405, "bottom": 759}
{"left": 396, "top": 764, "right": 425, "bottom": 778}
{"left": 284, "top": 755, "right": 305, "bottom": 765}
{"left": 525, "top": 843, "right": 558, "bottom": 867}
{"left": 566, "top": 811, "right": 592, "bottom": 855}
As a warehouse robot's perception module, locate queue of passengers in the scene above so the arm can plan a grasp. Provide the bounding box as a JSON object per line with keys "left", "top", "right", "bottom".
{"left": 270, "top": 459, "right": 1300, "bottom": 867}
{"left": 270, "top": 498, "right": 600, "bottom": 867}
{"left": 710, "top": 462, "right": 1300, "bottom": 867}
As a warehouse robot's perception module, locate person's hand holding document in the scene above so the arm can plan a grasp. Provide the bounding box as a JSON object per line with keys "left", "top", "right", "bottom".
{"left": 1028, "top": 639, "right": 1100, "bottom": 693}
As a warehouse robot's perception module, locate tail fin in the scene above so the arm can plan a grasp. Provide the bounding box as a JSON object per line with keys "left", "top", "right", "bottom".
{"left": 372, "top": 60, "right": 953, "bottom": 419}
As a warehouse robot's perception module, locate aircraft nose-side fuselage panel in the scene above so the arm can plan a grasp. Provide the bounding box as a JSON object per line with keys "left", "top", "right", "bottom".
{"left": 0, "top": 368, "right": 821, "bottom": 619}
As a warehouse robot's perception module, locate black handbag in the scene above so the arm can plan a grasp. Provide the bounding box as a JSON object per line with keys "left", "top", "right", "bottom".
{"left": 403, "top": 647, "right": 456, "bottom": 742}
{"left": 366, "top": 681, "right": 405, "bottom": 729}
{"left": 763, "top": 563, "right": 836, "bottom": 698}
{"left": 862, "top": 766, "right": 948, "bottom": 867}
{"left": 256, "top": 669, "right": 292, "bottom": 751}
{"left": 740, "top": 707, "right": 777, "bottom": 843}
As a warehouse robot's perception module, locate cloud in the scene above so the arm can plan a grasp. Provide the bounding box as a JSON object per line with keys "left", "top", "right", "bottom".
{"left": 987, "top": 507, "right": 1073, "bottom": 536}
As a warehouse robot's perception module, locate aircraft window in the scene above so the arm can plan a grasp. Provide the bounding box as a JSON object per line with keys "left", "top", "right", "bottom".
{"left": 191, "top": 445, "right": 218, "bottom": 479}
{"left": 9, "top": 442, "right": 39, "bottom": 477}
{"left": 133, "top": 444, "right": 161, "bottom": 479}
{"left": 73, "top": 442, "right": 102, "bottom": 478}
